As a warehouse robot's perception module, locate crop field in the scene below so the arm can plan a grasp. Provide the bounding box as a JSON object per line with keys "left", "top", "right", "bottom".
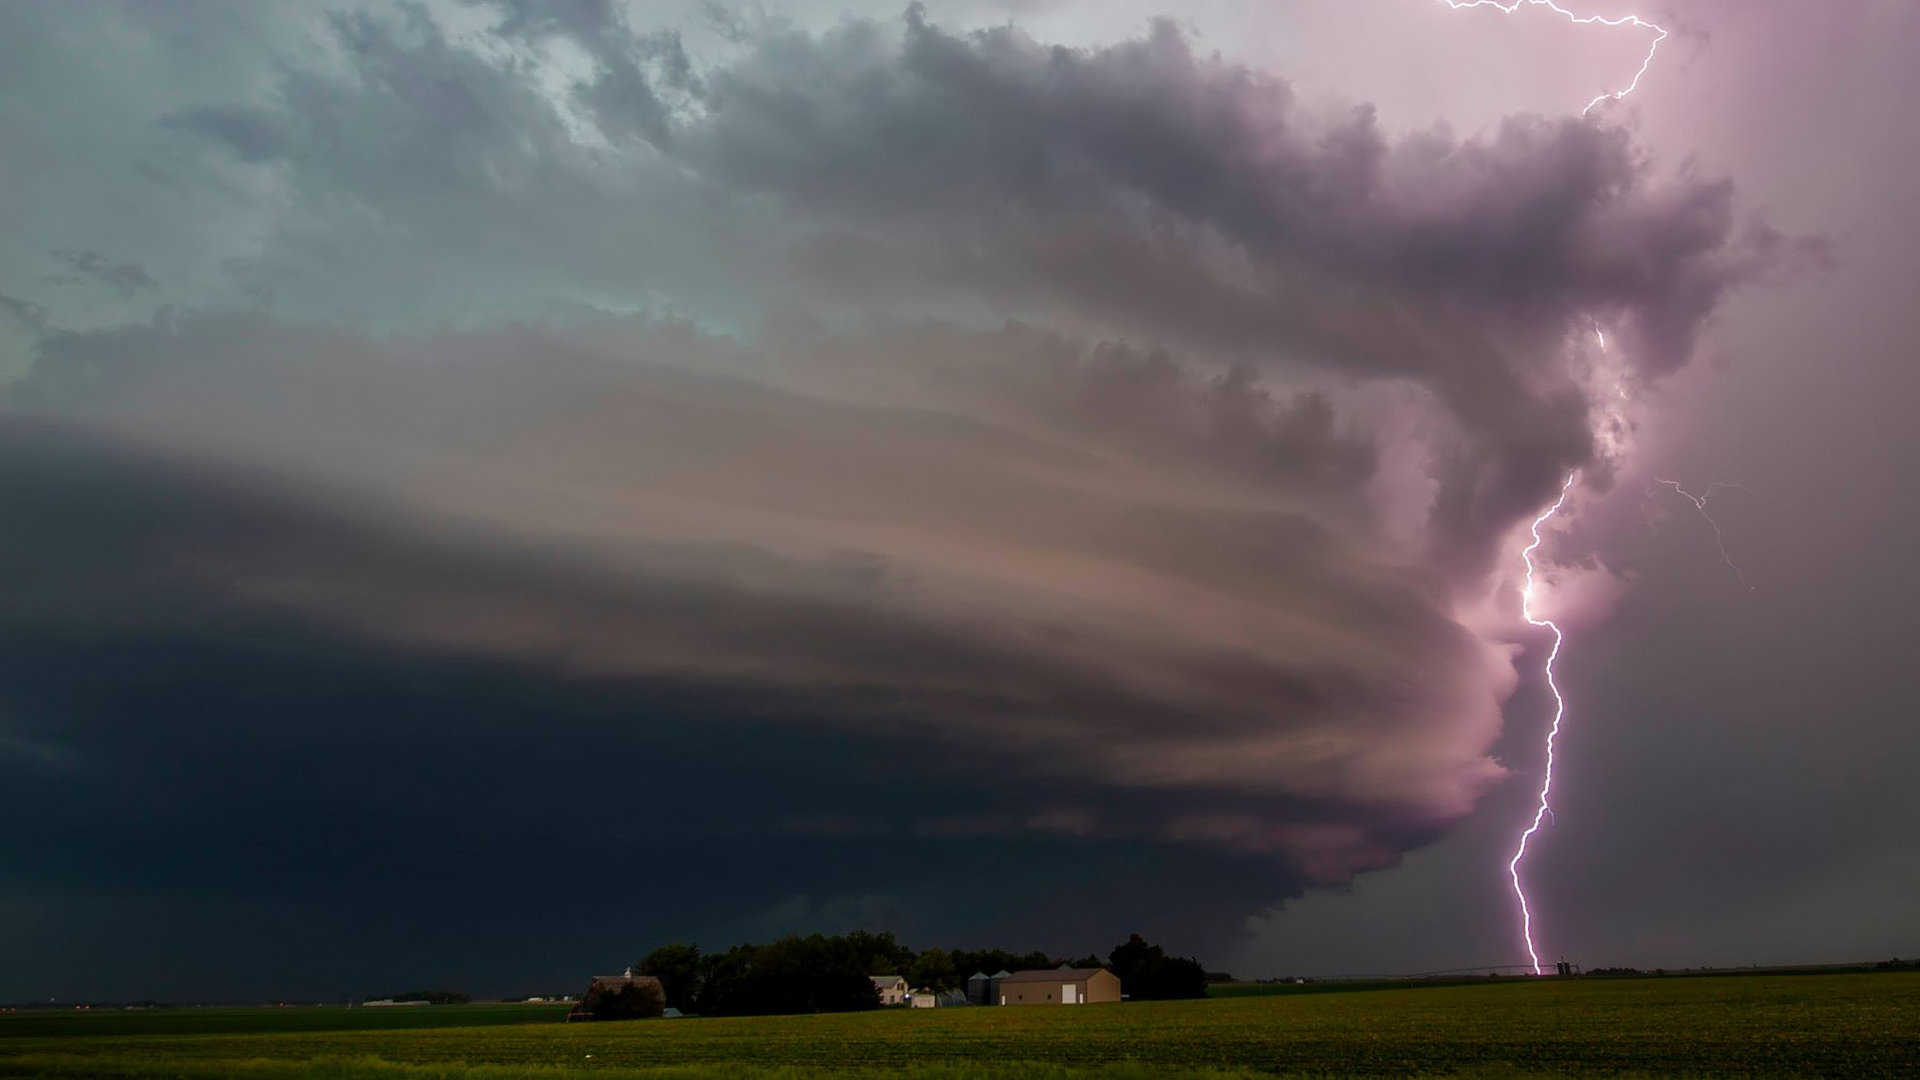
{"left": 0, "top": 1004, "right": 568, "bottom": 1040}
{"left": 2, "top": 972, "right": 1915, "bottom": 1079}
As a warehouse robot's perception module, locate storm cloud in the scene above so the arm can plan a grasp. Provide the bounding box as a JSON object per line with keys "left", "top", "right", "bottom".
{"left": 8, "top": 315, "right": 1512, "bottom": 858}
{"left": 118, "top": 1, "right": 1797, "bottom": 573}
{"left": 0, "top": 1, "right": 1829, "bottom": 999}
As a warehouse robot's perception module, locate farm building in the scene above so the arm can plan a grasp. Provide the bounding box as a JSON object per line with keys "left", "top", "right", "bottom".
{"left": 567, "top": 975, "right": 666, "bottom": 1021}
{"left": 870, "top": 974, "right": 909, "bottom": 1006}
{"left": 996, "top": 966, "right": 1121, "bottom": 1005}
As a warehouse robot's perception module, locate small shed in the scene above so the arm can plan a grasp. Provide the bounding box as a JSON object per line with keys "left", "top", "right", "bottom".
{"left": 996, "top": 967, "right": 1121, "bottom": 1005}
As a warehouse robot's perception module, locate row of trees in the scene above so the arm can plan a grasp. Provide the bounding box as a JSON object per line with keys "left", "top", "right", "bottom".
{"left": 360, "top": 989, "right": 471, "bottom": 1005}
{"left": 637, "top": 932, "right": 904, "bottom": 1016}
{"left": 636, "top": 931, "right": 1208, "bottom": 1015}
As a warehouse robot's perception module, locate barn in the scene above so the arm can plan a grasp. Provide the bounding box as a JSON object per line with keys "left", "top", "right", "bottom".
{"left": 567, "top": 975, "right": 666, "bottom": 1021}
{"left": 995, "top": 966, "right": 1121, "bottom": 1005}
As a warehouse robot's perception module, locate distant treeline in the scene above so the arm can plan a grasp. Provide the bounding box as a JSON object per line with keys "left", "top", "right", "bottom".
{"left": 1586, "top": 960, "right": 1920, "bottom": 978}
{"left": 635, "top": 931, "right": 1206, "bottom": 1016}
{"left": 360, "top": 990, "right": 470, "bottom": 1005}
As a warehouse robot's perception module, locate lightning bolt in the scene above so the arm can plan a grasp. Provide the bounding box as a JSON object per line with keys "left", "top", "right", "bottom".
{"left": 1437, "top": 0, "right": 1669, "bottom": 116}
{"left": 1437, "top": 0, "right": 1671, "bottom": 979}
{"left": 1509, "top": 471, "right": 1576, "bottom": 976}
{"left": 1656, "top": 479, "right": 1753, "bottom": 590}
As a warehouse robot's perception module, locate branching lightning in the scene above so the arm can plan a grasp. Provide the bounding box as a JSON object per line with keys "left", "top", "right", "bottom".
{"left": 1503, "top": 476, "right": 1751, "bottom": 978}
{"left": 1657, "top": 479, "right": 1753, "bottom": 590}
{"left": 1437, "top": 0, "right": 1671, "bottom": 978}
{"left": 1437, "top": 0, "right": 1669, "bottom": 116}
{"left": 1508, "top": 472, "right": 1575, "bottom": 976}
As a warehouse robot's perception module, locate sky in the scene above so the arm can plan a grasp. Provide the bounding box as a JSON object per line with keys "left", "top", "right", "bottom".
{"left": 2, "top": 1, "right": 1915, "bottom": 1001}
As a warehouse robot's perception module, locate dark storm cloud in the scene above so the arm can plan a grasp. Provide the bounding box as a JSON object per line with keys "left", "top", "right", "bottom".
{"left": 693, "top": 14, "right": 1719, "bottom": 345}
{"left": 69, "top": 3, "right": 1795, "bottom": 574}
{"left": 7, "top": 314, "right": 1510, "bottom": 842}
{"left": 667, "top": 11, "right": 1808, "bottom": 574}
{"left": 0, "top": 2, "right": 1814, "bottom": 997}
{"left": 111, "top": 0, "right": 1792, "bottom": 480}
{"left": 0, "top": 412, "right": 1392, "bottom": 995}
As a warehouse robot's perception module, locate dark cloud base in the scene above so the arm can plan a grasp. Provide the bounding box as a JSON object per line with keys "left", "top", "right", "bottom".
{"left": 0, "top": 422, "right": 1318, "bottom": 999}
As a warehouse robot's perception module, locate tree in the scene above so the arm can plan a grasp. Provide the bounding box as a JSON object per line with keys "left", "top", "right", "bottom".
{"left": 637, "top": 942, "right": 702, "bottom": 1012}
{"left": 691, "top": 946, "right": 754, "bottom": 1017}
{"left": 1108, "top": 934, "right": 1159, "bottom": 980}
{"left": 1107, "top": 933, "right": 1208, "bottom": 1000}
{"left": 948, "top": 948, "right": 1054, "bottom": 977}
{"left": 911, "top": 947, "right": 957, "bottom": 992}
{"left": 844, "top": 930, "right": 916, "bottom": 977}
{"left": 688, "top": 934, "right": 882, "bottom": 1016}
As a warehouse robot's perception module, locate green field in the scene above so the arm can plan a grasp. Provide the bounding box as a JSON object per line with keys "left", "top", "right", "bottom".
{"left": 3, "top": 972, "right": 1915, "bottom": 1078}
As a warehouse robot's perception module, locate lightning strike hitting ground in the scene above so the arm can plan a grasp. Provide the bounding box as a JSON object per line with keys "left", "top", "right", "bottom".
{"left": 1438, "top": 0, "right": 1669, "bottom": 115}
{"left": 1438, "top": 0, "right": 1673, "bottom": 978}
{"left": 1509, "top": 472, "right": 1576, "bottom": 976}
{"left": 1657, "top": 479, "right": 1754, "bottom": 590}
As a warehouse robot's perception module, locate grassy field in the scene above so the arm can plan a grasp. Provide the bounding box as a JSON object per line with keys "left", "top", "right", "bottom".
{"left": 2, "top": 971, "right": 1914, "bottom": 1078}
{"left": 0, "top": 1004, "right": 568, "bottom": 1040}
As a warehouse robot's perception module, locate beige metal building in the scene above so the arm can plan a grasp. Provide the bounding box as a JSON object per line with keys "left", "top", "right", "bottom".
{"left": 995, "top": 967, "right": 1121, "bottom": 1005}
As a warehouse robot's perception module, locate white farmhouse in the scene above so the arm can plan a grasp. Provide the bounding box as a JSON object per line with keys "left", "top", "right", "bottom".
{"left": 870, "top": 974, "right": 909, "bottom": 1006}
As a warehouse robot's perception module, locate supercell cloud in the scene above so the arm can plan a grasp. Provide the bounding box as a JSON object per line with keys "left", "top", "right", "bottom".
{"left": 0, "top": 2, "right": 1800, "bottom": 997}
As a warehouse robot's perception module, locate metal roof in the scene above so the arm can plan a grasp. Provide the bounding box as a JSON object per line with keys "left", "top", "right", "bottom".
{"left": 997, "top": 967, "right": 1109, "bottom": 983}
